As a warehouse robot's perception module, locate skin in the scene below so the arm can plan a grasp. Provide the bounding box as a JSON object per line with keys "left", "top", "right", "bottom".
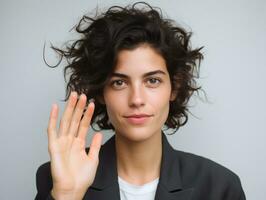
{"left": 48, "top": 44, "right": 176, "bottom": 199}
{"left": 103, "top": 44, "right": 176, "bottom": 185}
{"left": 48, "top": 93, "right": 103, "bottom": 200}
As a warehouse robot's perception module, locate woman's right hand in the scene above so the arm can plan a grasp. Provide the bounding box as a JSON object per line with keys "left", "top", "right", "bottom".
{"left": 47, "top": 91, "right": 102, "bottom": 200}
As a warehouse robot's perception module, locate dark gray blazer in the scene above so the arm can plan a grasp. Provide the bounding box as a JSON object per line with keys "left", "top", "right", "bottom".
{"left": 35, "top": 132, "right": 246, "bottom": 200}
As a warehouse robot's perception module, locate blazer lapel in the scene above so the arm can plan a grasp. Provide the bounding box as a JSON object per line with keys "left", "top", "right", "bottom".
{"left": 155, "top": 132, "right": 194, "bottom": 200}
{"left": 85, "top": 132, "right": 194, "bottom": 200}
{"left": 84, "top": 136, "right": 120, "bottom": 200}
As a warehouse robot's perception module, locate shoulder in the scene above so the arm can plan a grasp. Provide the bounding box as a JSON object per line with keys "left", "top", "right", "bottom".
{"left": 174, "top": 150, "right": 245, "bottom": 198}
{"left": 36, "top": 161, "right": 51, "bottom": 177}
{"left": 35, "top": 161, "right": 53, "bottom": 200}
{"left": 175, "top": 149, "right": 238, "bottom": 179}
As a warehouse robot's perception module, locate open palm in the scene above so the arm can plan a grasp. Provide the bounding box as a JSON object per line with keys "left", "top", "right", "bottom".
{"left": 47, "top": 92, "right": 102, "bottom": 199}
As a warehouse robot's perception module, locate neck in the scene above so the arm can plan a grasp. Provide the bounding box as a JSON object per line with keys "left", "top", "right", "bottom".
{"left": 115, "top": 130, "right": 162, "bottom": 185}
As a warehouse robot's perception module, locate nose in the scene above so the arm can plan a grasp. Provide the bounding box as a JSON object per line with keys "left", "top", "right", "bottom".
{"left": 128, "top": 83, "right": 145, "bottom": 108}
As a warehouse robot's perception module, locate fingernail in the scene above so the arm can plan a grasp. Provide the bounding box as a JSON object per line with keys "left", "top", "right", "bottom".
{"left": 71, "top": 91, "right": 77, "bottom": 98}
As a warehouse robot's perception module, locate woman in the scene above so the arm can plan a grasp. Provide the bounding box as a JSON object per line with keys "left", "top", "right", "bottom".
{"left": 35, "top": 2, "right": 246, "bottom": 200}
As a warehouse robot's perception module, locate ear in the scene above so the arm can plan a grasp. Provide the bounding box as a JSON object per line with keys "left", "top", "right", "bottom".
{"left": 170, "top": 90, "right": 177, "bottom": 101}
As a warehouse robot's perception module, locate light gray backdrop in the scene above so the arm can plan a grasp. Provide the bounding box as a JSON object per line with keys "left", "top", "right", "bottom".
{"left": 1, "top": 0, "right": 265, "bottom": 199}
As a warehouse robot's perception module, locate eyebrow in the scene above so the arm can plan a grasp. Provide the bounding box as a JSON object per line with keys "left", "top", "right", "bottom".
{"left": 110, "top": 70, "right": 167, "bottom": 79}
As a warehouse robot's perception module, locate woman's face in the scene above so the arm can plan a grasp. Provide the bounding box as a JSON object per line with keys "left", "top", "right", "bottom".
{"left": 103, "top": 45, "right": 176, "bottom": 142}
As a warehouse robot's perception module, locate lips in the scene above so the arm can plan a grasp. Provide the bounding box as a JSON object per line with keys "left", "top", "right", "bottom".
{"left": 124, "top": 114, "right": 152, "bottom": 118}
{"left": 124, "top": 114, "right": 153, "bottom": 125}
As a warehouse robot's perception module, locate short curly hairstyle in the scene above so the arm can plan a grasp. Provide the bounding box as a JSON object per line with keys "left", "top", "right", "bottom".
{"left": 47, "top": 2, "right": 203, "bottom": 133}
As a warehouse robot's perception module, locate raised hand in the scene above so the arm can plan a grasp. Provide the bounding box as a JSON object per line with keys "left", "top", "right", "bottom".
{"left": 47, "top": 91, "right": 102, "bottom": 200}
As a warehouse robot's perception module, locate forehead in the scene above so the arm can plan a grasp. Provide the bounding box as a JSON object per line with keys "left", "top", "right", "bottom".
{"left": 113, "top": 45, "right": 168, "bottom": 76}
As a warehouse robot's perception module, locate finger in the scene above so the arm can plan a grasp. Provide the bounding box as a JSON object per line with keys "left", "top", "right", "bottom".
{"left": 87, "top": 133, "right": 103, "bottom": 160}
{"left": 58, "top": 91, "right": 78, "bottom": 136}
{"left": 47, "top": 103, "right": 58, "bottom": 143}
{"left": 68, "top": 93, "right": 87, "bottom": 137}
{"left": 76, "top": 101, "right": 95, "bottom": 141}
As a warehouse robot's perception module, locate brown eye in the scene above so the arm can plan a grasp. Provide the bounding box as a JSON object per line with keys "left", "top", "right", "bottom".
{"left": 146, "top": 77, "right": 162, "bottom": 87}
{"left": 110, "top": 79, "right": 126, "bottom": 89}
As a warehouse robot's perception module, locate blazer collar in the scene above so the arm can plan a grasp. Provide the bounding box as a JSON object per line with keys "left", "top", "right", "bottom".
{"left": 90, "top": 131, "right": 193, "bottom": 199}
{"left": 90, "top": 134, "right": 118, "bottom": 189}
{"left": 159, "top": 132, "right": 183, "bottom": 191}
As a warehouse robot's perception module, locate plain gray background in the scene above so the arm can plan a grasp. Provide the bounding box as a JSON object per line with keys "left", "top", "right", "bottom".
{"left": 1, "top": 0, "right": 265, "bottom": 199}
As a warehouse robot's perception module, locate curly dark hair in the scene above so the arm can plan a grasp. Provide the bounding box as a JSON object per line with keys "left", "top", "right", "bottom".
{"left": 46, "top": 2, "right": 204, "bottom": 133}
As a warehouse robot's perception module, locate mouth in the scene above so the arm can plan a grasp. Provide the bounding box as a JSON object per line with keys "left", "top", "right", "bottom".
{"left": 124, "top": 114, "right": 153, "bottom": 125}
{"left": 124, "top": 114, "right": 152, "bottom": 118}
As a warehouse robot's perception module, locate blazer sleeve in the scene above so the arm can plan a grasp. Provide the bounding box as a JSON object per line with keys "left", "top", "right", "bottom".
{"left": 35, "top": 162, "right": 54, "bottom": 200}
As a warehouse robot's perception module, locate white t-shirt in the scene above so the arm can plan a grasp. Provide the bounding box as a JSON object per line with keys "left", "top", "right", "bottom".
{"left": 118, "top": 176, "right": 159, "bottom": 200}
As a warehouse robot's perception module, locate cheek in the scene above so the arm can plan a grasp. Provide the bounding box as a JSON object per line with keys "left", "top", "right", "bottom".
{"left": 149, "top": 89, "right": 171, "bottom": 115}
{"left": 158, "top": 100, "right": 171, "bottom": 125}
{"left": 105, "top": 91, "right": 124, "bottom": 108}
{"left": 104, "top": 92, "right": 124, "bottom": 122}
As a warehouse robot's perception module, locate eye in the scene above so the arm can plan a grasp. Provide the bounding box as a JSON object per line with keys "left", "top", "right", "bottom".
{"left": 146, "top": 77, "right": 162, "bottom": 87}
{"left": 110, "top": 79, "right": 126, "bottom": 89}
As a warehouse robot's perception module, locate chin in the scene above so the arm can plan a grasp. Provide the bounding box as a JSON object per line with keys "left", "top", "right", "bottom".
{"left": 115, "top": 125, "right": 160, "bottom": 142}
